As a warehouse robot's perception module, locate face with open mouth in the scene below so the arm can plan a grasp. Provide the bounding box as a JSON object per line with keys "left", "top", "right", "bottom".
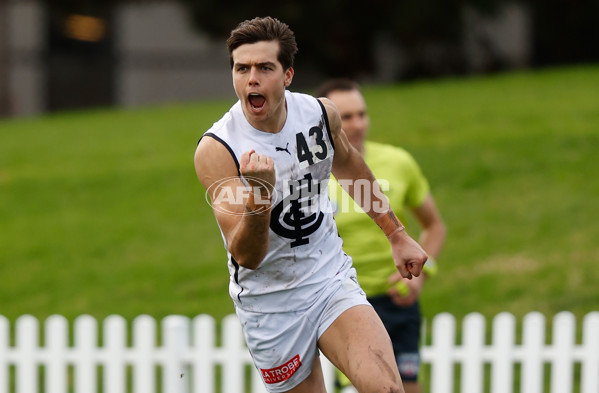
{"left": 231, "top": 40, "right": 294, "bottom": 133}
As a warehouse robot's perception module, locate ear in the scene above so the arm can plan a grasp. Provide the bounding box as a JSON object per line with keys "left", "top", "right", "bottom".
{"left": 284, "top": 67, "right": 294, "bottom": 87}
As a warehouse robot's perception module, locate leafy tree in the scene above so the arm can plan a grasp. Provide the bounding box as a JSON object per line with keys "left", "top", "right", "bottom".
{"left": 35, "top": 0, "right": 599, "bottom": 79}
{"left": 180, "top": 0, "right": 599, "bottom": 79}
{"left": 526, "top": 0, "right": 599, "bottom": 66}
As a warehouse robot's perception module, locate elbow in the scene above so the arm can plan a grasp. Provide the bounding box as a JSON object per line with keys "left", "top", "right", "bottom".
{"left": 432, "top": 220, "right": 447, "bottom": 245}
{"left": 438, "top": 220, "right": 447, "bottom": 240}
{"left": 226, "top": 225, "right": 270, "bottom": 270}
{"left": 423, "top": 220, "right": 447, "bottom": 245}
{"left": 230, "top": 248, "right": 267, "bottom": 270}
{"left": 434, "top": 222, "right": 448, "bottom": 252}
{"left": 236, "top": 257, "right": 262, "bottom": 270}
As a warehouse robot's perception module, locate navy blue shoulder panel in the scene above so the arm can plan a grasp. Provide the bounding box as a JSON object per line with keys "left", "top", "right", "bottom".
{"left": 316, "top": 98, "right": 335, "bottom": 151}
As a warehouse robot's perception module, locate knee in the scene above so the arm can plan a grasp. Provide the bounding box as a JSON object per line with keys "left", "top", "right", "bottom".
{"left": 351, "top": 368, "right": 403, "bottom": 393}
{"left": 362, "top": 380, "right": 403, "bottom": 393}
{"left": 385, "top": 384, "right": 403, "bottom": 393}
{"left": 379, "top": 380, "right": 404, "bottom": 393}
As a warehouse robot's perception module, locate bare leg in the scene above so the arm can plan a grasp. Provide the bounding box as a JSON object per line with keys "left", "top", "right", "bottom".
{"left": 284, "top": 356, "right": 327, "bottom": 393}
{"left": 339, "top": 372, "right": 420, "bottom": 393}
{"left": 318, "top": 305, "right": 404, "bottom": 393}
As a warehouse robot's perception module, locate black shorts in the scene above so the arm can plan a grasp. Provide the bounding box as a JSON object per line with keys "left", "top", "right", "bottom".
{"left": 368, "top": 295, "right": 422, "bottom": 381}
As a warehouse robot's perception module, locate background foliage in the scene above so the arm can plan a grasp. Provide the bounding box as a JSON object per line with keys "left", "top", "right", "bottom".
{"left": 182, "top": 0, "right": 599, "bottom": 78}
{"left": 37, "top": 0, "right": 599, "bottom": 79}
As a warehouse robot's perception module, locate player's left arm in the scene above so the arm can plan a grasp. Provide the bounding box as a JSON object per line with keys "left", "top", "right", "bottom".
{"left": 320, "top": 97, "right": 428, "bottom": 279}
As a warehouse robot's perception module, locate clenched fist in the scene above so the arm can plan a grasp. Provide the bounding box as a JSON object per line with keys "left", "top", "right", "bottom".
{"left": 240, "top": 150, "right": 276, "bottom": 197}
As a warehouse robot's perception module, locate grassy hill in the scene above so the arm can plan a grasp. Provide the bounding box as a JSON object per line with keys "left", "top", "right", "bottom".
{"left": 1, "top": 65, "right": 598, "bottom": 326}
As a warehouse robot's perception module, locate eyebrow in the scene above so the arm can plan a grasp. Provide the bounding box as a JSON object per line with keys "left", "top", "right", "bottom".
{"left": 235, "top": 61, "right": 278, "bottom": 69}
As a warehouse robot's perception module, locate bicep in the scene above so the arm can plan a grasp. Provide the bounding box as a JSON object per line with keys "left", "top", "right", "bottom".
{"left": 195, "top": 137, "right": 244, "bottom": 240}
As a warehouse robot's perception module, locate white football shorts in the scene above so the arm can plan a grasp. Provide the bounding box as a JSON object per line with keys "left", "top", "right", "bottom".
{"left": 235, "top": 269, "right": 370, "bottom": 392}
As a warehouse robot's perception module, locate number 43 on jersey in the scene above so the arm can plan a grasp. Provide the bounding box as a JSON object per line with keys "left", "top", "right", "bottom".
{"left": 296, "top": 127, "right": 328, "bottom": 169}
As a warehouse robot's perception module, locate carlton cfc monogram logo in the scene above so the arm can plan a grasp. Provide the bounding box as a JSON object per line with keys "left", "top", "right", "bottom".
{"left": 270, "top": 173, "right": 324, "bottom": 247}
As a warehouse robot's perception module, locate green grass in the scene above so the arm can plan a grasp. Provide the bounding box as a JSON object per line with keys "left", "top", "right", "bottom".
{"left": 1, "top": 65, "right": 598, "bottom": 327}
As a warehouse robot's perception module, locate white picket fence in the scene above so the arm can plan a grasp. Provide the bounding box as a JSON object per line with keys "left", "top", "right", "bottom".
{"left": 0, "top": 311, "right": 598, "bottom": 393}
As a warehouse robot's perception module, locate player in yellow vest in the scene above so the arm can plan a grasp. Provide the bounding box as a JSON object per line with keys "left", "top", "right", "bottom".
{"left": 317, "top": 79, "right": 446, "bottom": 393}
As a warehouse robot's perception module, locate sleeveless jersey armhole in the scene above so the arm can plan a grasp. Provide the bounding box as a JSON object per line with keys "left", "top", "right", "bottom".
{"left": 201, "top": 132, "right": 241, "bottom": 176}
{"left": 316, "top": 98, "right": 335, "bottom": 151}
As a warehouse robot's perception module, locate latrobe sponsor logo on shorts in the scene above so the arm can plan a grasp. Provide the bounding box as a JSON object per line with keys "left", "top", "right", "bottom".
{"left": 260, "top": 354, "right": 302, "bottom": 384}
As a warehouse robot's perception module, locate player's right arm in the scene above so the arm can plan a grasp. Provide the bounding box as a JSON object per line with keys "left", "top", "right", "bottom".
{"left": 194, "top": 137, "right": 274, "bottom": 270}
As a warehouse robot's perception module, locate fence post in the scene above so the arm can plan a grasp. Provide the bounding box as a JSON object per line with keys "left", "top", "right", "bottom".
{"left": 461, "top": 313, "right": 485, "bottom": 393}
{"left": 3, "top": 310, "right": 599, "bottom": 392}
{"left": 132, "top": 315, "right": 156, "bottom": 393}
{"left": 0, "top": 316, "right": 8, "bottom": 393}
{"left": 581, "top": 312, "right": 599, "bottom": 393}
{"left": 74, "top": 315, "right": 97, "bottom": 393}
{"left": 491, "top": 312, "right": 515, "bottom": 393}
{"left": 428, "top": 313, "right": 455, "bottom": 393}
{"left": 15, "top": 315, "right": 38, "bottom": 393}
{"left": 192, "top": 314, "right": 216, "bottom": 393}
{"left": 221, "top": 314, "right": 245, "bottom": 393}
{"left": 162, "top": 315, "right": 190, "bottom": 393}
{"left": 521, "top": 312, "right": 545, "bottom": 393}
{"left": 551, "top": 312, "right": 575, "bottom": 393}
{"left": 45, "top": 315, "right": 68, "bottom": 393}
{"left": 104, "top": 315, "right": 127, "bottom": 393}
